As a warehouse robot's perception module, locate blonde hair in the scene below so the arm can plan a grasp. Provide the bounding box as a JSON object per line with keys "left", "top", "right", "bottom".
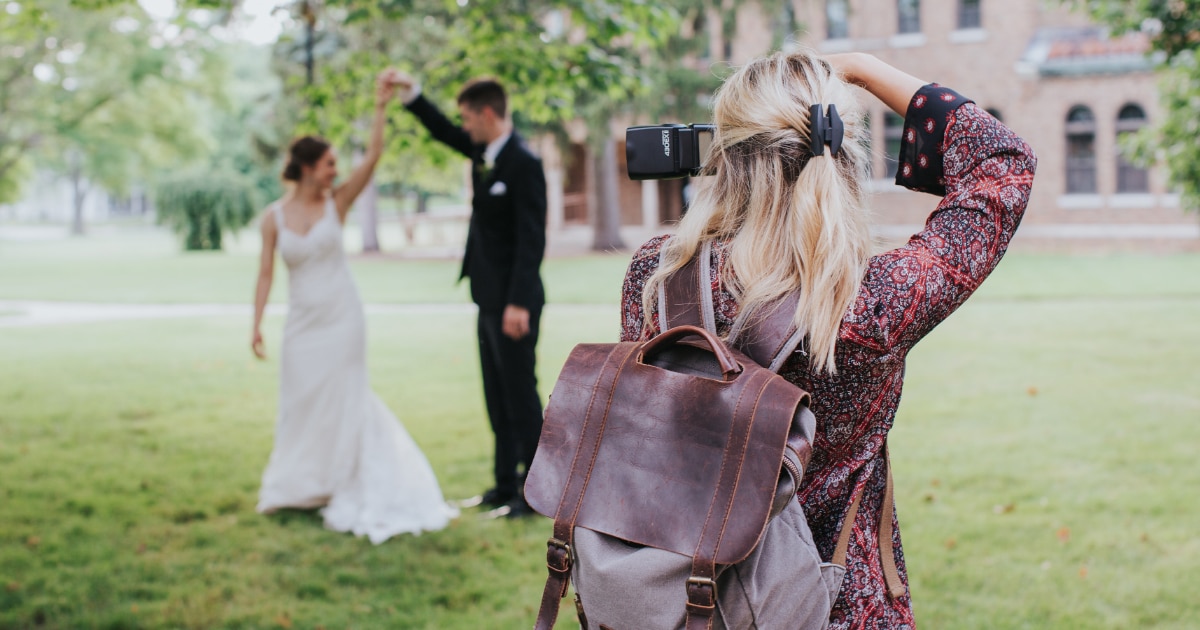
{"left": 643, "top": 50, "right": 873, "bottom": 374}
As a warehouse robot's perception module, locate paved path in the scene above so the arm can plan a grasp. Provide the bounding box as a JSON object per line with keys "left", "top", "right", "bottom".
{"left": 0, "top": 300, "right": 614, "bottom": 328}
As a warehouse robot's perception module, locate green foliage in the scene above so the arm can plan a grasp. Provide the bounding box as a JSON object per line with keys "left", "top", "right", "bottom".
{"left": 154, "top": 175, "right": 258, "bottom": 250}
{"left": 0, "top": 0, "right": 211, "bottom": 197}
{"left": 1068, "top": 0, "right": 1200, "bottom": 213}
{"left": 194, "top": 41, "right": 287, "bottom": 214}
{"left": 268, "top": 0, "right": 677, "bottom": 197}
{"left": 1121, "top": 47, "right": 1200, "bottom": 214}
{"left": 2, "top": 0, "right": 285, "bottom": 236}
{"left": 629, "top": 1, "right": 725, "bottom": 125}
{"left": 1069, "top": 0, "right": 1200, "bottom": 58}
{"left": 0, "top": 158, "right": 32, "bottom": 205}
{"left": 271, "top": 4, "right": 467, "bottom": 200}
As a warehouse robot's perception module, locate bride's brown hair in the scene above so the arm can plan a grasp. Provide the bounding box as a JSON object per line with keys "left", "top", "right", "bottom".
{"left": 282, "top": 136, "right": 331, "bottom": 182}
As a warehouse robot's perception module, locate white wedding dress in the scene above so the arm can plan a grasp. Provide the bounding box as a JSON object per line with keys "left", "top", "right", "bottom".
{"left": 256, "top": 198, "right": 458, "bottom": 543}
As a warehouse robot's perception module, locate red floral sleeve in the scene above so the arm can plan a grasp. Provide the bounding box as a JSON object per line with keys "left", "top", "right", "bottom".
{"left": 620, "top": 235, "right": 671, "bottom": 342}
{"left": 844, "top": 84, "right": 1037, "bottom": 356}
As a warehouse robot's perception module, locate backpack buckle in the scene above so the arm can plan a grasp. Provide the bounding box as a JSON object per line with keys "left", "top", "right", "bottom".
{"left": 685, "top": 576, "right": 717, "bottom": 608}
{"left": 546, "top": 538, "right": 573, "bottom": 574}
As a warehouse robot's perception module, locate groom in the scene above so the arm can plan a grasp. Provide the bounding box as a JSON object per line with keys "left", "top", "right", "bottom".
{"left": 391, "top": 71, "right": 546, "bottom": 518}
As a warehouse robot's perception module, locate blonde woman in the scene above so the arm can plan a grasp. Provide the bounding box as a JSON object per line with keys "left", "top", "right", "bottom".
{"left": 619, "top": 51, "right": 1036, "bottom": 627}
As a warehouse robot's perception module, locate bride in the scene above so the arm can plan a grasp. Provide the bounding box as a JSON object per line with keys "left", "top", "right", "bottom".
{"left": 249, "top": 71, "right": 457, "bottom": 543}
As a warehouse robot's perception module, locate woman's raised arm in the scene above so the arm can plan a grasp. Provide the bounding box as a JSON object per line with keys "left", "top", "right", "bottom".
{"left": 332, "top": 73, "right": 395, "bottom": 220}
{"left": 825, "top": 52, "right": 926, "bottom": 118}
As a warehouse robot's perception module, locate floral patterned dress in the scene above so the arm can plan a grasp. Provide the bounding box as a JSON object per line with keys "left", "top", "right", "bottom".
{"left": 619, "top": 85, "right": 1037, "bottom": 628}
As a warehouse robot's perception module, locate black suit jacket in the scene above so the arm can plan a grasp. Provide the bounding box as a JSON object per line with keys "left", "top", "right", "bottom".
{"left": 405, "top": 95, "right": 547, "bottom": 313}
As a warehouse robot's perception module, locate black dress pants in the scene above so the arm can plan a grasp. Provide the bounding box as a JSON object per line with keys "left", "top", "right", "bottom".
{"left": 476, "top": 307, "right": 543, "bottom": 498}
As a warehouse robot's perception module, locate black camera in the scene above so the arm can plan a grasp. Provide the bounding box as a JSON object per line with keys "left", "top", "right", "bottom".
{"left": 624, "top": 105, "right": 844, "bottom": 181}
{"left": 624, "top": 124, "right": 714, "bottom": 180}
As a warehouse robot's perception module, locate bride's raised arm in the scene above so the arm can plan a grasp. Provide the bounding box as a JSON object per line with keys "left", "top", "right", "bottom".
{"left": 332, "top": 72, "right": 395, "bottom": 220}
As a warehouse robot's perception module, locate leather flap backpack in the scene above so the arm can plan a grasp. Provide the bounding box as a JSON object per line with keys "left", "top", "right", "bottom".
{"left": 526, "top": 242, "right": 870, "bottom": 629}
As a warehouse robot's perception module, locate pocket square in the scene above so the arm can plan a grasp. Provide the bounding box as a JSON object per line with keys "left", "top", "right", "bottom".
{"left": 488, "top": 181, "right": 507, "bottom": 196}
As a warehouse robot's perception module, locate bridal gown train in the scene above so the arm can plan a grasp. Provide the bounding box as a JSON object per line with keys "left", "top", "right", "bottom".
{"left": 256, "top": 198, "right": 457, "bottom": 543}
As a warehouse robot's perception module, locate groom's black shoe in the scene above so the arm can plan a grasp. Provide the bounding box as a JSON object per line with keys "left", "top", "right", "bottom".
{"left": 482, "top": 497, "right": 536, "bottom": 520}
{"left": 502, "top": 497, "right": 536, "bottom": 519}
{"left": 456, "top": 487, "right": 514, "bottom": 509}
{"left": 481, "top": 488, "right": 515, "bottom": 508}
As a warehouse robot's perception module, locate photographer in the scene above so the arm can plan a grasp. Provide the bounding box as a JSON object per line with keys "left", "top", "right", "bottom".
{"left": 619, "top": 51, "right": 1036, "bottom": 626}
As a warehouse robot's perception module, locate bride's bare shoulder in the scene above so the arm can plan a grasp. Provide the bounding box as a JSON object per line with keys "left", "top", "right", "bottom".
{"left": 258, "top": 199, "right": 285, "bottom": 235}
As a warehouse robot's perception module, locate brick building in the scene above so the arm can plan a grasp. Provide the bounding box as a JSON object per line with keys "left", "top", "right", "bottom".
{"left": 541, "top": 0, "right": 1199, "bottom": 251}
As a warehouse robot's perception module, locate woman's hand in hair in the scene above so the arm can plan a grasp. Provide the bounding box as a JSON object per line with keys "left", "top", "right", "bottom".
{"left": 824, "top": 52, "right": 870, "bottom": 88}
{"left": 823, "top": 53, "right": 926, "bottom": 118}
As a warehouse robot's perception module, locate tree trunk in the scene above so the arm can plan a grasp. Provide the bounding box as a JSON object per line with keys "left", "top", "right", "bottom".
{"left": 591, "top": 138, "right": 625, "bottom": 251}
{"left": 350, "top": 146, "right": 379, "bottom": 253}
{"left": 415, "top": 190, "right": 429, "bottom": 214}
{"left": 69, "top": 160, "right": 87, "bottom": 236}
{"left": 302, "top": 1, "right": 316, "bottom": 86}
{"left": 359, "top": 173, "right": 380, "bottom": 253}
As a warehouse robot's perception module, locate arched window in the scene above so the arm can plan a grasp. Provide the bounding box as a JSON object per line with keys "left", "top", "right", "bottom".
{"left": 827, "top": 0, "right": 849, "bottom": 39}
{"left": 898, "top": 0, "right": 921, "bottom": 34}
{"left": 1065, "top": 105, "right": 1096, "bottom": 194}
{"left": 884, "top": 111, "right": 904, "bottom": 178}
{"left": 958, "top": 0, "right": 981, "bottom": 30}
{"left": 1116, "top": 104, "right": 1149, "bottom": 193}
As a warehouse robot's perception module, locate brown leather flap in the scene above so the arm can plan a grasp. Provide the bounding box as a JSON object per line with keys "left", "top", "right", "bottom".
{"left": 526, "top": 334, "right": 808, "bottom": 564}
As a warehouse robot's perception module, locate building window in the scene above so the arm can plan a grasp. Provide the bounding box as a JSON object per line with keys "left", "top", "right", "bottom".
{"left": 827, "top": 0, "right": 849, "bottom": 39}
{"left": 1116, "top": 104, "right": 1149, "bottom": 193}
{"left": 883, "top": 111, "right": 904, "bottom": 178}
{"left": 897, "top": 0, "right": 920, "bottom": 34}
{"left": 1065, "top": 105, "right": 1096, "bottom": 194}
{"left": 957, "top": 0, "right": 981, "bottom": 30}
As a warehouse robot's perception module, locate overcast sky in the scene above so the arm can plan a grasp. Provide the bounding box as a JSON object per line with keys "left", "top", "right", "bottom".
{"left": 138, "top": 0, "right": 290, "bottom": 45}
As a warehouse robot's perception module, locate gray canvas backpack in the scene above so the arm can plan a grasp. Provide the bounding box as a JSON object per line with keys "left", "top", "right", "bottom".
{"left": 525, "top": 242, "right": 897, "bottom": 629}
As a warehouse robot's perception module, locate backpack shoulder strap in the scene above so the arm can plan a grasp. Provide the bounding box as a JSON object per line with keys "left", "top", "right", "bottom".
{"left": 831, "top": 449, "right": 906, "bottom": 600}
{"left": 661, "top": 241, "right": 905, "bottom": 600}
{"left": 661, "top": 240, "right": 804, "bottom": 373}
{"left": 731, "top": 294, "right": 806, "bottom": 373}
{"left": 659, "top": 240, "right": 715, "bottom": 334}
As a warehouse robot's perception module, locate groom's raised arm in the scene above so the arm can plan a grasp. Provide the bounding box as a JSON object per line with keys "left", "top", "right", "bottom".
{"left": 390, "top": 71, "right": 474, "bottom": 158}
{"left": 403, "top": 93, "right": 475, "bottom": 159}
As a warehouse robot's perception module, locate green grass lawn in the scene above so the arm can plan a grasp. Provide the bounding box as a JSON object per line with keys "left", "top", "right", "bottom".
{"left": 2, "top": 226, "right": 1199, "bottom": 628}
{"left": 0, "top": 225, "right": 633, "bottom": 306}
{"left": 5, "top": 224, "right": 1200, "bottom": 306}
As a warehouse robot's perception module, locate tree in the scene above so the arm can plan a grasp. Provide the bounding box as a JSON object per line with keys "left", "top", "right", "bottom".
{"left": 579, "top": 0, "right": 736, "bottom": 250}
{"left": 265, "top": 0, "right": 675, "bottom": 251}
{"left": 1068, "top": 0, "right": 1200, "bottom": 213}
{"left": 154, "top": 174, "right": 257, "bottom": 250}
{"left": 270, "top": 4, "right": 465, "bottom": 252}
{"left": 1, "top": 0, "right": 215, "bottom": 233}
{"left": 150, "top": 42, "right": 285, "bottom": 250}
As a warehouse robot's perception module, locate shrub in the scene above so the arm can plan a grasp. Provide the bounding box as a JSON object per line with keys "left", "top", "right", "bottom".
{"left": 155, "top": 174, "right": 257, "bottom": 250}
